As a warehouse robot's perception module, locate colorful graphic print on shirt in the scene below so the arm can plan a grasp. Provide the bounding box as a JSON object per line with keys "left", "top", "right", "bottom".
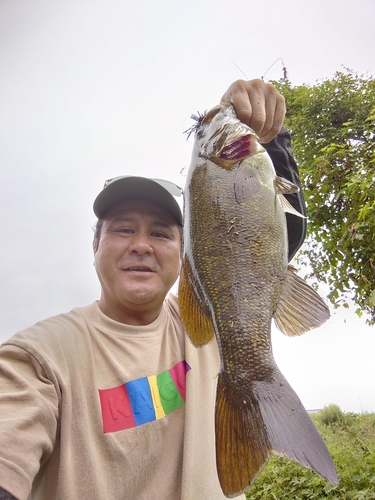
{"left": 99, "top": 360, "right": 191, "bottom": 433}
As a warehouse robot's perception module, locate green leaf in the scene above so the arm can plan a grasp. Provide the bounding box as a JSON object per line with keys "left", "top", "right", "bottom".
{"left": 368, "top": 290, "right": 375, "bottom": 307}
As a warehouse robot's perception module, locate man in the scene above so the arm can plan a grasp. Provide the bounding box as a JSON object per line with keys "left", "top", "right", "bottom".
{"left": 0, "top": 79, "right": 306, "bottom": 499}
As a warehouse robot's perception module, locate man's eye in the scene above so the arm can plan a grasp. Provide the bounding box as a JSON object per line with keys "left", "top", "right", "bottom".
{"left": 116, "top": 228, "right": 133, "bottom": 234}
{"left": 151, "top": 231, "right": 168, "bottom": 238}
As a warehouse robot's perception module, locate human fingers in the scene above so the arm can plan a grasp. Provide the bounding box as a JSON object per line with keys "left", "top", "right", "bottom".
{"left": 221, "top": 79, "right": 286, "bottom": 142}
{"left": 221, "top": 79, "right": 254, "bottom": 126}
{"left": 258, "top": 90, "right": 285, "bottom": 143}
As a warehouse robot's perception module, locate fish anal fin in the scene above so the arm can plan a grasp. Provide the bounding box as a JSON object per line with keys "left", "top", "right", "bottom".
{"left": 215, "top": 374, "right": 271, "bottom": 497}
{"left": 274, "top": 265, "right": 330, "bottom": 336}
{"left": 234, "top": 163, "right": 262, "bottom": 203}
{"left": 178, "top": 259, "right": 215, "bottom": 346}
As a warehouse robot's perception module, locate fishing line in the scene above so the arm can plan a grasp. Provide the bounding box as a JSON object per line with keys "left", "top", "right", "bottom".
{"left": 231, "top": 61, "right": 249, "bottom": 80}
{"left": 231, "top": 58, "right": 288, "bottom": 81}
{"left": 261, "top": 57, "right": 288, "bottom": 81}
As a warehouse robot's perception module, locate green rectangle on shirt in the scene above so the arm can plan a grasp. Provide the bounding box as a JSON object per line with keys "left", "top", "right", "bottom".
{"left": 157, "top": 369, "right": 184, "bottom": 414}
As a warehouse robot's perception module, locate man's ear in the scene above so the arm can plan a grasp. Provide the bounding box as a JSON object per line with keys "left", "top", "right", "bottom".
{"left": 93, "top": 219, "right": 103, "bottom": 254}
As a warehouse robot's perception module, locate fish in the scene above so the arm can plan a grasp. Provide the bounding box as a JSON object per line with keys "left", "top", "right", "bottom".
{"left": 178, "top": 103, "right": 338, "bottom": 497}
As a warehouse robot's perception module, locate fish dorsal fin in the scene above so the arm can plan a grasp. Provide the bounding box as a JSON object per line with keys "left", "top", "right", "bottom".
{"left": 178, "top": 258, "right": 215, "bottom": 346}
{"left": 274, "top": 176, "right": 300, "bottom": 195}
{"left": 279, "top": 194, "right": 307, "bottom": 218}
{"left": 234, "top": 164, "right": 262, "bottom": 203}
{"left": 274, "top": 265, "right": 330, "bottom": 336}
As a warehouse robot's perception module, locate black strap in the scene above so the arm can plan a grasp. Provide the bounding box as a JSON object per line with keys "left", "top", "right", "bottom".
{"left": 263, "top": 127, "right": 307, "bottom": 261}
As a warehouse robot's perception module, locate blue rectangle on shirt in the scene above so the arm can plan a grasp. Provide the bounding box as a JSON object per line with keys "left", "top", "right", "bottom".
{"left": 125, "top": 377, "right": 156, "bottom": 426}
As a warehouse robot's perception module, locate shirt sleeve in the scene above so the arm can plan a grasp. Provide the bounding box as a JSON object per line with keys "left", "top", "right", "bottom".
{"left": 263, "top": 126, "right": 307, "bottom": 261}
{"left": 0, "top": 344, "right": 59, "bottom": 500}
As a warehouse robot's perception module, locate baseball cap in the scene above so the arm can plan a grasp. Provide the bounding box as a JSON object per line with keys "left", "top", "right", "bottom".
{"left": 93, "top": 176, "right": 183, "bottom": 225}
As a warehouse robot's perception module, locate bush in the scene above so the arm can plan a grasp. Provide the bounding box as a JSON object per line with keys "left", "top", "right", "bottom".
{"left": 317, "top": 404, "right": 344, "bottom": 426}
{"left": 245, "top": 408, "right": 375, "bottom": 499}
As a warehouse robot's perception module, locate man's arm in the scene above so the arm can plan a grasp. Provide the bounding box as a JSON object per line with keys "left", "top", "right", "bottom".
{"left": 0, "top": 488, "right": 17, "bottom": 500}
{"left": 0, "top": 343, "right": 59, "bottom": 500}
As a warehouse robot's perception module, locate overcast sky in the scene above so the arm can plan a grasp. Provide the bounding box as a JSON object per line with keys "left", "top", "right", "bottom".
{"left": 1, "top": 0, "right": 374, "bottom": 413}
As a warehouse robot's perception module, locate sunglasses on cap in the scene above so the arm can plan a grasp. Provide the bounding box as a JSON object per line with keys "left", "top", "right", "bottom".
{"left": 103, "top": 176, "right": 183, "bottom": 197}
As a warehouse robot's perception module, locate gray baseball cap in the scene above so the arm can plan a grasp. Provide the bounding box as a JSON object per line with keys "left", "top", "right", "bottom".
{"left": 93, "top": 176, "right": 183, "bottom": 225}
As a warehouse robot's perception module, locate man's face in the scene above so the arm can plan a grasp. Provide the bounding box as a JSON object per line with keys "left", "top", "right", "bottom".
{"left": 94, "top": 198, "right": 181, "bottom": 325}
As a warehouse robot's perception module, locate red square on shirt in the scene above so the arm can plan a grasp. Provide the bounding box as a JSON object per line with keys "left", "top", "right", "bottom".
{"left": 99, "top": 384, "right": 136, "bottom": 433}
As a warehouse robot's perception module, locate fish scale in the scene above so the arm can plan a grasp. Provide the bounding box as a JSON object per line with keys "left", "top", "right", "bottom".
{"left": 179, "top": 102, "right": 338, "bottom": 497}
{"left": 188, "top": 160, "right": 282, "bottom": 381}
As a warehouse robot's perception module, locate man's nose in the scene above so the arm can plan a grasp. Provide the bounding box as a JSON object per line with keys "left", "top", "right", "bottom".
{"left": 128, "top": 234, "right": 153, "bottom": 255}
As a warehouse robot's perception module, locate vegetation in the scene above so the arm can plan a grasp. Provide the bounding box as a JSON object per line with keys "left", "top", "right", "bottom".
{"left": 273, "top": 70, "right": 375, "bottom": 323}
{"left": 246, "top": 405, "right": 375, "bottom": 499}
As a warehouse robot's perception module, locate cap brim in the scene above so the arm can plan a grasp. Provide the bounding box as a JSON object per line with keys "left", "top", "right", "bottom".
{"left": 93, "top": 176, "right": 183, "bottom": 225}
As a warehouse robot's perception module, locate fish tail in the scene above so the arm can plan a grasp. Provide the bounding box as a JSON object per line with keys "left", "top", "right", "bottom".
{"left": 215, "top": 369, "right": 338, "bottom": 497}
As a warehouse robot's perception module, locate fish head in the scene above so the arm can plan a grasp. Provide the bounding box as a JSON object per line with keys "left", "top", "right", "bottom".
{"left": 192, "top": 103, "right": 266, "bottom": 169}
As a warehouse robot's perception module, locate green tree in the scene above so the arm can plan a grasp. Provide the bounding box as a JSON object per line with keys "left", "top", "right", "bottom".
{"left": 274, "top": 70, "right": 375, "bottom": 323}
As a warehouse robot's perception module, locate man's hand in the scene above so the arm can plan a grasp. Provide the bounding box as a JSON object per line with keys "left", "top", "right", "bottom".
{"left": 221, "top": 79, "right": 286, "bottom": 143}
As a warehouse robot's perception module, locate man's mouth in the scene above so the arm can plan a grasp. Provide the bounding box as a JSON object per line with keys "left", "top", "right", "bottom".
{"left": 125, "top": 266, "right": 153, "bottom": 272}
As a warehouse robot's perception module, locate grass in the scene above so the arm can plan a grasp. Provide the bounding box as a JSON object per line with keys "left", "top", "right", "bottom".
{"left": 245, "top": 405, "right": 375, "bottom": 499}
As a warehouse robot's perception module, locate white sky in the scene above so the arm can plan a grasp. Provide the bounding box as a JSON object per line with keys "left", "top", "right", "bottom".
{"left": 0, "top": 0, "right": 374, "bottom": 413}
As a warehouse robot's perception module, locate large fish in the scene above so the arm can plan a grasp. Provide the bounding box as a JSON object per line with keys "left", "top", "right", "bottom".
{"left": 178, "top": 103, "right": 338, "bottom": 497}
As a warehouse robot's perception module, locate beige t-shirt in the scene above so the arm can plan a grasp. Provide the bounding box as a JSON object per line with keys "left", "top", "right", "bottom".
{"left": 0, "top": 296, "right": 245, "bottom": 500}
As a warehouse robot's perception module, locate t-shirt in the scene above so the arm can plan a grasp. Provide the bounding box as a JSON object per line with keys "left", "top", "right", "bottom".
{"left": 0, "top": 296, "right": 245, "bottom": 500}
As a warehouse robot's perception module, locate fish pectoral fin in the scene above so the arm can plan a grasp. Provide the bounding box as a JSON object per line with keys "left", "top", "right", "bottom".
{"left": 278, "top": 194, "right": 307, "bottom": 218}
{"left": 274, "top": 265, "right": 330, "bottom": 336}
{"left": 234, "top": 163, "right": 262, "bottom": 202}
{"left": 275, "top": 176, "right": 306, "bottom": 218}
{"left": 274, "top": 176, "right": 300, "bottom": 195}
{"left": 178, "top": 259, "right": 215, "bottom": 347}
